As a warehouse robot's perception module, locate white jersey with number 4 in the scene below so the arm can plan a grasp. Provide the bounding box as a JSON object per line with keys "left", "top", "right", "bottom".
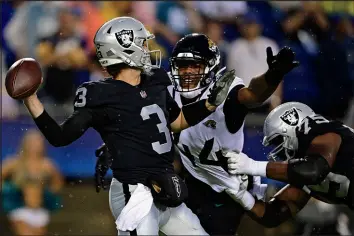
{"left": 168, "top": 76, "right": 246, "bottom": 193}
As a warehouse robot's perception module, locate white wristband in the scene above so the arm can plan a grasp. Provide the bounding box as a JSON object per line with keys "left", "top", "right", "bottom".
{"left": 241, "top": 191, "right": 256, "bottom": 210}
{"left": 252, "top": 161, "right": 268, "bottom": 177}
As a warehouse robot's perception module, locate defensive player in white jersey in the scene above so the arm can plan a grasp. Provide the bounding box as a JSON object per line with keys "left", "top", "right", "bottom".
{"left": 94, "top": 34, "right": 299, "bottom": 234}
{"left": 166, "top": 33, "right": 299, "bottom": 234}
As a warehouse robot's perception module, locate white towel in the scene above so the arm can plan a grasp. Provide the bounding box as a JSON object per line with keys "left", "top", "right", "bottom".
{"left": 116, "top": 183, "right": 154, "bottom": 231}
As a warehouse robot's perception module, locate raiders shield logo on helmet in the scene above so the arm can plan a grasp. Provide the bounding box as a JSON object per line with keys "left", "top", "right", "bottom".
{"left": 280, "top": 108, "right": 300, "bottom": 126}
{"left": 115, "top": 29, "right": 134, "bottom": 48}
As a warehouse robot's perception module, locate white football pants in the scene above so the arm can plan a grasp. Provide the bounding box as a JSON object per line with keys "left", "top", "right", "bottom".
{"left": 109, "top": 178, "right": 208, "bottom": 235}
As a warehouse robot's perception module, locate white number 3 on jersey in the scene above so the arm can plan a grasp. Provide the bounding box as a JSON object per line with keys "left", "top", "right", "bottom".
{"left": 140, "top": 104, "right": 172, "bottom": 154}
{"left": 74, "top": 87, "right": 87, "bottom": 108}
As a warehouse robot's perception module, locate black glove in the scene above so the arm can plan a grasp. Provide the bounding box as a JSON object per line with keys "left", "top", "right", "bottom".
{"left": 95, "top": 143, "right": 113, "bottom": 193}
{"left": 265, "top": 46, "right": 300, "bottom": 85}
{"left": 207, "top": 69, "right": 236, "bottom": 106}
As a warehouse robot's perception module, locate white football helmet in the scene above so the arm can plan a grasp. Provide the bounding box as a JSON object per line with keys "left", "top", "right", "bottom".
{"left": 94, "top": 17, "right": 161, "bottom": 73}
{"left": 262, "top": 102, "right": 315, "bottom": 161}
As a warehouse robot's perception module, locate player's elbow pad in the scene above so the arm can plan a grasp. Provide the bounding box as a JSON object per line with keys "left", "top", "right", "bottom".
{"left": 251, "top": 199, "right": 292, "bottom": 228}
{"left": 287, "top": 154, "right": 330, "bottom": 186}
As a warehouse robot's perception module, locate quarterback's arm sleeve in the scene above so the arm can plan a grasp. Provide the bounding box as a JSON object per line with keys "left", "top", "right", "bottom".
{"left": 34, "top": 108, "right": 93, "bottom": 147}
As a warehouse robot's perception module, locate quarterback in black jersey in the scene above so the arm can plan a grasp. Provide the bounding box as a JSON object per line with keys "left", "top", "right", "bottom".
{"left": 227, "top": 102, "right": 354, "bottom": 227}
{"left": 19, "top": 17, "right": 237, "bottom": 235}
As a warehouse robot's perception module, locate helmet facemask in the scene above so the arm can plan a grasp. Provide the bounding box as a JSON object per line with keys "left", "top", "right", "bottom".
{"left": 135, "top": 35, "right": 161, "bottom": 74}
{"left": 263, "top": 133, "right": 298, "bottom": 162}
{"left": 262, "top": 102, "right": 316, "bottom": 162}
{"left": 170, "top": 53, "right": 218, "bottom": 99}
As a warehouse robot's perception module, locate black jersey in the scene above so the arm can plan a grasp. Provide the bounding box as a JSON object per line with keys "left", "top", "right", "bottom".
{"left": 72, "top": 68, "right": 181, "bottom": 184}
{"left": 296, "top": 114, "right": 354, "bottom": 206}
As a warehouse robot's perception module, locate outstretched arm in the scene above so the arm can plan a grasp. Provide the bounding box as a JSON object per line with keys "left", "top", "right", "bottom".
{"left": 170, "top": 70, "right": 236, "bottom": 132}
{"left": 169, "top": 99, "right": 216, "bottom": 132}
{"left": 24, "top": 94, "right": 93, "bottom": 147}
{"left": 236, "top": 47, "right": 299, "bottom": 108}
{"left": 264, "top": 132, "right": 339, "bottom": 186}
{"left": 228, "top": 132, "right": 341, "bottom": 186}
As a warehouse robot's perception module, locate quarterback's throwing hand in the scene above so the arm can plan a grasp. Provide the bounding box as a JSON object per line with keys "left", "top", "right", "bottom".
{"left": 207, "top": 69, "right": 236, "bottom": 106}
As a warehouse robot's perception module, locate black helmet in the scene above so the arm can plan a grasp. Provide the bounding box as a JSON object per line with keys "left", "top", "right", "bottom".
{"left": 169, "top": 33, "right": 221, "bottom": 99}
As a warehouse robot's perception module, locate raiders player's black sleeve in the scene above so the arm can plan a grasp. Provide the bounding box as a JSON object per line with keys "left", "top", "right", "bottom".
{"left": 33, "top": 83, "right": 96, "bottom": 147}
{"left": 153, "top": 68, "right": 180, "bottom": 123}
{"left": 167, "top": 91, "right": 181, "bottom": 123}
{"left": 296, "top": 116, "right": 344, "bottom": 155}
{"left": 34, "top": 109, "right": 93, "bottom": 147}
{"left": 223, "top": 85, "right": 248, "bottom": 133}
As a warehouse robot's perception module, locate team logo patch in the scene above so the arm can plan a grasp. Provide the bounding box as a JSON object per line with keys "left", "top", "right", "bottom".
{"left": 203, "top": 120, "right": 216, "bottom": 129}
{"left": 208, "top": 38, "right": 217, "bottom": 52}
{"left": 140, "top": 90, "right": 147, "bottom": 98}
{"left": 280, "top": 108, "right": 299, "bottom": 126}
{"left": 172, "top": 176, "right": 181, "bottom": 198}
{"left": 115, "top": 29, "right": 134, "bottom": 48}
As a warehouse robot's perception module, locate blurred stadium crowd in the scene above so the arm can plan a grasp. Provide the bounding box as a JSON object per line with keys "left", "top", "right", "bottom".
{"left": 1, "top": 1, "right": 354, "bottom": 236}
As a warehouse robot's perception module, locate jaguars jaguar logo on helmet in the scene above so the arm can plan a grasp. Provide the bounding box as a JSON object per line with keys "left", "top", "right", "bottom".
{"left": 208, "top": 38, "right": 217, "bottom": 52}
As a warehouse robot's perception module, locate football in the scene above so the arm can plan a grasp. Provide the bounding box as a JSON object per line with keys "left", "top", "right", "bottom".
{"left": 5, "top": 58, "right": 43, "bottom": 99}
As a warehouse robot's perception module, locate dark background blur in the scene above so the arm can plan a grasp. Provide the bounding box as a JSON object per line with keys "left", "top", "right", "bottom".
{"left": 1, "top": 1, "right": 354, "bottom": 235}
